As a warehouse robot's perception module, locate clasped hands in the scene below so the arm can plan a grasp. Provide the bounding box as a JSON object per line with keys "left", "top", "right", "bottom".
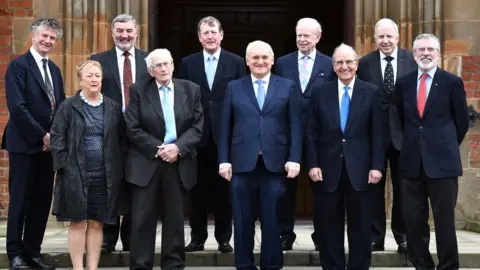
{"left": 309, "top": 167, "right": 382, "bottom": 184}
{"left": 218, "top": 161, "right": 300, "bottom": 182}
{"left": 42, "top": 133, "right": 50, "bottom": 152}
{"left": 155, "top": 143, "right": 179, "bottom": 163}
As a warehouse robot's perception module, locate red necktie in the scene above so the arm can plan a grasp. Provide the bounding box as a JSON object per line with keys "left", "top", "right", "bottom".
{"left": 123, "top": 51, "right": 133, "bottom": 107}
{"left": 417, "top": 73, "right": 428, "bottom": 117}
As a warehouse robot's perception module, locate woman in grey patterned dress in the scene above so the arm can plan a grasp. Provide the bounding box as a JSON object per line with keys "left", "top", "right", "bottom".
{"left": 50, "top": 60, "right": 127, "bottom": 270}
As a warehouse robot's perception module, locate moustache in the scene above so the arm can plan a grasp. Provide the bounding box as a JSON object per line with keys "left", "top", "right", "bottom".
{"left": 119, "top": 38, "right": 132, "bottom": 42}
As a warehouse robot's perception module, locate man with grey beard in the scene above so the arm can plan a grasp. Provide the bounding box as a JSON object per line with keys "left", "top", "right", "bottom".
{"left": 90, "top": 13, "right": 149, "bottom": 253}
{"left": 392, "top": 33, "right": 468, "bottom": 270}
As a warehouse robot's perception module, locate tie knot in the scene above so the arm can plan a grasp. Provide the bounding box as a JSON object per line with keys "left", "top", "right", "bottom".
{"left": 160, "top": 86, "right": 169, "bottom": 93}
{"left": 343, "top": 85, "right": 349, "bottom": 92}
{"left": 302, "top": 55, "right": 309, "bottom": 61}
{"left": 256, "top": 80, "right": 264, "bottom": 86}
{"left": 123, "top": 51, "right": 130, "bottom": 57}
{"left": 421, "top": 73, "right": 429, "bottom": 80}
{"left": 208, "top": 55, "right": 215, "bottom": 62}
{"left": 384, "top": 56, "right": 394, "bottom": 62}
{"left": 42, "top": 58, "right": 48, "bottom": 65}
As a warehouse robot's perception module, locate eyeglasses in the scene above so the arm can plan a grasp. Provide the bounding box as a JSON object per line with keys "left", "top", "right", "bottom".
{"left": 333, "top": 60, "right": 357, "bottom": 66}
{"left": 151, "top": 61, "right": 172, "bottom": 69}
{"left": 415, "top": 47, "right": 438, "bottom": 53}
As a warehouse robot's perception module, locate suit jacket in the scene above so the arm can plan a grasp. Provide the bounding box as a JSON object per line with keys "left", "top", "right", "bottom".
{"left": 90, "top": 47, "right": 149, "bottom": 106}
{"left": 275, "top": 50, "right": 336, "bottom": 126}
{"left": 393, "top": 68, "right": 469, "bottom": 179}
{"left": 124, "top": 77, "right": 204, "bottom": 190}
{"left": 357, "top": 48, "right": 417, "bottom": 150}
{"left": 306, "top": 79, "right": 384, "bottom": 192}
{"left": 217, "top": 74, "right": 303, "bottom": 173}
{"left": 177, "top": 49, "right": 247, "bottom": 146}
{"left": 3, "top": 50, "right": 66, "bottom": 153}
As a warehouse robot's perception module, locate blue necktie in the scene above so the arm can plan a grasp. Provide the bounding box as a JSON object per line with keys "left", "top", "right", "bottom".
{"left": 299, "top": 55, "right": 309, "bottom": 91}
{"left": 256, "top": 80, "right": 265, "bottom": 109}
{"left": 206, "top": 55, "right": 216, "bottom": 90}
{"left": 160, "top": 86, "right": 177, "bottom": 143}
{"left": 340, "top": 85, "right": 350, "bottom": 132}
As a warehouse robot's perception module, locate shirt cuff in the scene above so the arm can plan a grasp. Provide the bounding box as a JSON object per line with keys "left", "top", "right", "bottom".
{"left": 219, "top": 163, "right": 232, "bottom": 170}
{"left": 286, "top": 161, "right": 300, "bottom": 169}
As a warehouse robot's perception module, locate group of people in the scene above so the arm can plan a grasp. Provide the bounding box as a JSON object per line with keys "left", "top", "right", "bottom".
{"left": 2, "top": 11, "right": 468, "bottom": 270}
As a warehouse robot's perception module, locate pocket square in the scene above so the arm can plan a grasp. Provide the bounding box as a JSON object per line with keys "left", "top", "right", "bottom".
{"left": 319, "top": 73, "right": 324, "bottom": 76}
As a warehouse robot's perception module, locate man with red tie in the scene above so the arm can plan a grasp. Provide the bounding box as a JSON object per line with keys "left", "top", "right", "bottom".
{"left": 90, "top": 13, "right": 149, "bottom": 253}
{"left": 392, "top": 33, "right": 469, "bottom": 270}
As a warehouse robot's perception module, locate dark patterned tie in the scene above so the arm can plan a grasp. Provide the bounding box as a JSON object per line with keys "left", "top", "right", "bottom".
{"left": 384, "top": 56, "right": 395, "bottom": 95}
{"left": 41, "top": 59, "right": 55, "bottom": 119}
{"left": 123, "top": 51, "right": 133, "bottom": 107}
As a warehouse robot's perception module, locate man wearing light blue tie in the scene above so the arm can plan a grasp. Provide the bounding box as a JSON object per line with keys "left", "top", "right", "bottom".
{"left": 306, "top": 43, "right": 384, "bottom": 270}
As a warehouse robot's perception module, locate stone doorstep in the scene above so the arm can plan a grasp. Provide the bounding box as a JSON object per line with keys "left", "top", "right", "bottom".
{"left": 0, "top": 252, "right": 478, "bottom": 268}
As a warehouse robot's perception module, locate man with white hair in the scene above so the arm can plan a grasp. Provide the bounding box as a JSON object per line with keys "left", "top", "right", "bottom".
{"left": 275, "top": 17, "right": 335, "bottom": 251}
{"left": 392, "top": 33, "right": 468, "bottom": 270}
{"left": 357, "top": 17, "right": 417, "bottom": 253}
{"left": 306, "top": 43, "right": 383, "bottom": 270}
{"left": 124, "top": 48, "right": 204, "bottom": 269}
{"left": 218, "top": 40, "right": 302, "bottom": 269}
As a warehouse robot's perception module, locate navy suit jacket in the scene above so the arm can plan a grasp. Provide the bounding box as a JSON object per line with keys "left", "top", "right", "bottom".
{"left": 3, "top": 50, "right": 66, "bottom": 154}
{"left": 393, "top": 68, "right": 469, "bottom": 179}
{"left": 218, "top": 74, "right": 303, "bottom": 173}
{"left": 275, "top": 50, "right": 335, "bottom": 126}
{"left": 306, "top": 79, "right": 384, "bottom": 192}
{"left": 177, "top": 49, "right": 247, "bottom": 146}
{"left": 90, "top": 47, "right": 149, "bottom": 106}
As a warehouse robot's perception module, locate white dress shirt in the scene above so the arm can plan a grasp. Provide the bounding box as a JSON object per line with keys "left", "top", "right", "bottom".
{"left": 30, "top": 47, "right": 55, "bottom": 98}
{"left": 203, "top": 48, "right": 221, "bottom": 73}
{"left": 298, "top": 49, "right": 316, "bottom": 89}
{"left": 251, "top": 73, "right": 271, "bottom": 98}
{"left": 156, "top": 80, "right": 175, "bottom": 105}
{"left": 116, "top": 46, "right": 136, "bottom": 112}
{"left": 338, "top": 77, "right": 355, "bottom": 110}
{"left": 380, "top": 47, "right": 398, "bottom": 83}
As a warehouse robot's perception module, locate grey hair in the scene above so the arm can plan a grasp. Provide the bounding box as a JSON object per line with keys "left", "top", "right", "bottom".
{"left": 145, "top": 49, "right": 173, "bottom": 68}
{"left": 332, "top": 43, "right": 358, "bottom": 60}
{"left": 374, "top": 18, "right": 399, "bottom": 37}
{"left": 197, "top": 16, "right": 223, "bottom": 33}
{"left": 296, "top": 17, "right": 322, "bottom": 35}
{"left": 111, "top": 13, "right": 139, "bottom": 30}
{"left": 31, "top": 18, "right": 63, "bottom": 39}
{"left": 413, "top": 33, "right": 441, "bottom": 51}
{"left": 246, "top": 40, "right": 274, "bottom": 58}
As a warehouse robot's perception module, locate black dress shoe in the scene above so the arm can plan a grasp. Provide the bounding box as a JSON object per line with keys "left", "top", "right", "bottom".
{"left": 122, "top": 243, "right": 130, "bottom": 252}
{"left": 31, "top": 257, "right": 55, "bottom": 270}
{"left": 397, "top": 242, "right": 408, "bottom": 254}
{"left": 314, "top": 243, "right": 319, "bottom": 251}
{"left": 10, "top": 256, "right": 33, "bottom": 270}
{"left": 101, "top": 243, "right": 115, "bottom": 253}
{"left": 371, "top": 242, "right": 385, "bottom": 252}
{"left": 281, "top": 239, "right": 293, "bottom": 251}
{"left": 185, "top": 242, "right": 204, "bottom": 252}
{"left": 218, "top": 242, "right": 233, "bottom": 253}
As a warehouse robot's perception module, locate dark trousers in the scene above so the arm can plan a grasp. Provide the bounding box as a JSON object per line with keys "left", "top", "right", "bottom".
{"left": 314, "top": 163, "right": 372, "bottom": 270}
{"left": 6, "top": 152, "right": 54, "bottom": 260}
{"left": 188, "top": 134, "right": 231, "bottom": 244}
{"left": 231, "top": 157, "right": 284, "bottom": 270}
{"left": 129, "top": 161, "right": 186, "bottom": 270}
{"left": 103, "top": 210, "right": 131, "bottom": 249}
{"left": 371, "top": 143, "right": 406, "bottom": 246}
{"left": 401, "top": 165, "right": 459, "bottom": 270}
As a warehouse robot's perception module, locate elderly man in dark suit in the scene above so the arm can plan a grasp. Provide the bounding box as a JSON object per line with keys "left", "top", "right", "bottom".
{"left": 124, "top": 48, "right": 203, "bottom": 270}
{"left": 90, "top": 13, "right": 149, "bottom": 253}
{"left": 392, "top": 33, "right": 468, "bottom": 270}
{"left": 3, "top": 17, "right": 65, "bottom": 270}
{"left": 275, "top": 17, "right": 335, "bottom": 251}
{"left": 307, "top": 43, "right": 384, "bottom": 270}
{"left": 177, "top": 16, "right": 246, "bottom": 253}
{"left": 357, "top": 18, "right": 417, "bottom": 253}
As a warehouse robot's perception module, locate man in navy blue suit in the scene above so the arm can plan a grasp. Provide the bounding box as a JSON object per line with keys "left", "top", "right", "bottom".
{"left": 3, "top": 18, "right": 65, "bottom": 270}
{"left": 275, "top": 17, "right": 335, "bottom": 251}
{"left": 306, "top": 43, "right": 384, "bottom": 270}
{"left": 392, "top": 33, "right": 468, "bottom": 270}
{"left": 218, "top": 40, "right": 302, "bottom": 270}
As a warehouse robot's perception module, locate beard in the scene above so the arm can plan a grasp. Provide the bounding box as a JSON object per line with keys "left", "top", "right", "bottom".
{"left": 416, "top": 58, "right": 437, "bottom": 71}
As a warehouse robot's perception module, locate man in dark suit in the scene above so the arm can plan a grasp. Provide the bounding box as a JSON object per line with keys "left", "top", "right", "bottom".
{"left": 218, "top": 40, "right": 302, "bottom": 270}
{"left": 90, "top": 13, "right": 149, "bottom": 253}
{"left": 124, "top": 48, "right": 203, "bottom": 270}
{"left": 177, "top": 16, "right": 246, "bottom": 253}
{"left": 392, "top": 33, "right": 468, "bottom": 270}
{"left": 306, "top": 43, "right": 384, "bottom": 270}
{"left": 357, "top": 18, "right": 417, "bottom": 253}
{"left": 275, "top": 17, "right": 335, "bottom": 251}
{"left": 3, "top": 18, "right": 65, "bottom": 270}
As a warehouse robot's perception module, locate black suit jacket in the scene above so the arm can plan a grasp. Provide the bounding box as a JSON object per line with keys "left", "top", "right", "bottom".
{"left": 124, "top": 77, "right": 204, "bottom": 190}
{"left": 306, "top": 79, "right": 384, "bottom": 192}
{"left": 177, "top": 49, "right": 246, "bottom": 146}
{"left": 90, "top": 47, "right": 149, "bottom": 107}
{"left": 393, "top": 68, "right": 468, "bottom": 179}
{"left": 3, "top": 50, "right": 66, "bottom": 153}
{"left": 357, "top": 48, "right": 417, "bottom": 150}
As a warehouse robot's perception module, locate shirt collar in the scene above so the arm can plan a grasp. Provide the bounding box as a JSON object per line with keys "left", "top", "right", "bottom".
{"left": 251, "top": 73, "right": 271, "bottom": 85}
{"left": 156, "top": 80, "right": 174, "bottom": 91}
{"left": 338, "top": 77, "right": 356, "bottom": 91}
{"left": 30, "top": 47, "right": 47, "bottom": 63}
{"left": 203, "top": 48, "right": 221, "bottom": 62}
{"left": 417, "top": 65, "right": 437, "bottom": 80}
{"left": 116, "top": 46, "right": 136, "bottom": 58}
{"left": 379, "top": 46, "right": 398, "bottom": 61}
{"left": 298, "top": 49, "right": 317, "bottom": 61}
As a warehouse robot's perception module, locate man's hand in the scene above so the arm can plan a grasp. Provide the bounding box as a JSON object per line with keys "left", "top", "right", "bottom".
{"left": 309, "top": 168, "right": 323, "bottom": 182}
{"left": 219, "top": 166, "right": 232, "bottom": 181}
{"left": 42, "top": 133, "right": 50, "bottom": 151}
{"left": 285, "top": 162, "right": 300, "bottom": 178}
{"left": 368, "top": 170, "right": 382, "bottom": 184}
{"left": 157, "top": 144, "right": 179, "bottom": 163}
